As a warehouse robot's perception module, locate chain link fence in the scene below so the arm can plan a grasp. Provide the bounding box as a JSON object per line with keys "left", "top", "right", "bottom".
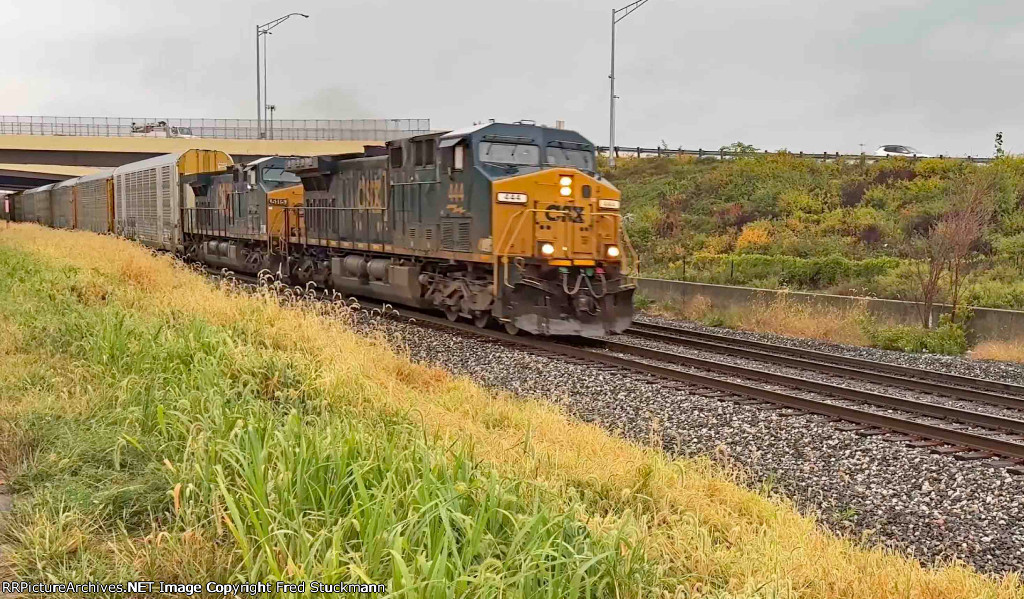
{"left": 0, "top": 116, "right": 431, "bottom": 141}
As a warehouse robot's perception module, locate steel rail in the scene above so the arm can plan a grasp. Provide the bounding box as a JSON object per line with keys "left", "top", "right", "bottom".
{"left": 630, "top": 321, "right": 1024, "bottom": 400}
{"left": 598, "top": 338, "right": 1024, "bottom": 435}
{"left": 625, "top": 324, "right": 1024, "bottom": 410}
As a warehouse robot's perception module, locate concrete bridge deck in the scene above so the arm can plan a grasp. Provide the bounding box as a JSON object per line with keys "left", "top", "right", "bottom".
{"left": 0, "top": 135, "right": 379, "bottom": 190}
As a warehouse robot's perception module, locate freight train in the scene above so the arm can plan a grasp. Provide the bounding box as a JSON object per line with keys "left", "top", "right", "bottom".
{"left": 3, "top": 122, "right": 636, "bottom": 336}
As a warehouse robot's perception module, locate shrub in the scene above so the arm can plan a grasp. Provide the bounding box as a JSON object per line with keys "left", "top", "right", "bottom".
{"left": 779, "top": 189, "right": 825, "bottom": 214}
{"left": 864, "top": 316, "right": 968, "bottom": 355}
{"left": 702, "top": 232, "right": 735, "bottom": 254}
{"left": 736, "top": 221, "right": 772, "bottom": 253}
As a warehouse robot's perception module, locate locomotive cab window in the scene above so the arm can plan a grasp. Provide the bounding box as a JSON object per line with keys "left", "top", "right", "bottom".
{"left": 478, "top": 142, "right": 539, "bottom": 166}
{"left": 389, "top": 146, "right": 404, "bottom": 168}
{"left": 414, "top": 140, "right": 435, "bottom": 167}
{"left": 545, "top": 147, "right": 595, "bottom": 172}
{"left": 260, "top": 167, "right": 300, "bottom": 190}
{"left": 453, "top": 145, "right": 465, "bottom": 171}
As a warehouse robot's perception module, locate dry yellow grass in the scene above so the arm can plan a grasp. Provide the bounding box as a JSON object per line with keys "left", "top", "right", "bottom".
{"left": 971, "top": 339, "right": 1024, "bottom": 364}
{"left": 1, "top": 222, "right": 1022, "bottom": 598}
{"left": 646, "top": 293, "right": 871, "bottom": 346}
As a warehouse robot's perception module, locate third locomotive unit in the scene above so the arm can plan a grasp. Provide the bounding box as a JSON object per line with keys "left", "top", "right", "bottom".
{"left": 6, "top": 122, "right": 636, "bottom": 336}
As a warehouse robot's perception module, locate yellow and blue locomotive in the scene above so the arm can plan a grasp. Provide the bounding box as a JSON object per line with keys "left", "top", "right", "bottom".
{"left": 271, "top": 121, "right": 636, "bottom": 335}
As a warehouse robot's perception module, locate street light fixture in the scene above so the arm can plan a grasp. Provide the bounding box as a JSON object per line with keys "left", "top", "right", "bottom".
{"left": 609, "top": 0, "right": 651, "bottom": 167}
{"left": 256, "top": 13, "right": 309, "bottom": 139}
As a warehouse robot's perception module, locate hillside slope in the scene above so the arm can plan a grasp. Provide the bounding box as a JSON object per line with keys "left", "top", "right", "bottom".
{"left": 608, "top": 154, "right": 1024, "bottom": 310}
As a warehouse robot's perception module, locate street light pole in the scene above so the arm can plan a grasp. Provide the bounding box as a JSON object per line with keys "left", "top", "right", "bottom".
{"left": 255, "top": 12, "right": 309, "bottom": 139}
{"left": 256, "top": 25, "right": 261, "bottom": 139}
{"left": 268, "top": 32, "right": 272, "bottom": 131}
{"left": 609, "top": 0, "right": 651, "bottom": 167}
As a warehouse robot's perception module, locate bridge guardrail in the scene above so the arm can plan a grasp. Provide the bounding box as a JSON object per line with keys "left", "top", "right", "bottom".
{"left": 0, "top": 115, "right": 431, "bottom": 142}
{"left": 598, "top": 146, "right": 996, "bottom": 164}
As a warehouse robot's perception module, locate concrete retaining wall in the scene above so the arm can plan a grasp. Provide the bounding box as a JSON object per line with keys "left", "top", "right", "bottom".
{"left": 637, "top": 278, "right": 1024, "bottom": 341}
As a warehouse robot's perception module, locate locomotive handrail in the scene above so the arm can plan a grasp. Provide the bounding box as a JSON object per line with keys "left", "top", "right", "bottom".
{"left": 495, "top": 208, "right": 569, "bottom": 292}
{"left": 495, "top": 207, "right": 570, "bottom": 259}
{"left": 593, "top": 212, "right": 639, "bottom": 283}
{"left": 276, "top": 205, "right": 387, "bottom": 251}
{"left": 494, "top": 207, "right": 637, "bottom": 289}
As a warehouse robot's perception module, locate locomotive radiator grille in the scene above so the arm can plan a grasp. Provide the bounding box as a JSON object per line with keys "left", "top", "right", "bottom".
{"left": 441, "top": 218, "right": 471, "bottom": 252}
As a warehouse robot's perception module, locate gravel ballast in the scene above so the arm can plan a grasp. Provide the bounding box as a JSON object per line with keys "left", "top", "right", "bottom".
{"left": 359, "top": 315, "right": 1024, "bottom": 575}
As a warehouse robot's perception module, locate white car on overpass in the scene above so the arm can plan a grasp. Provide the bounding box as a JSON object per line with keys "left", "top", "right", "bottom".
{"left": 874, "top": 144, "right": 931, "bottom": 158}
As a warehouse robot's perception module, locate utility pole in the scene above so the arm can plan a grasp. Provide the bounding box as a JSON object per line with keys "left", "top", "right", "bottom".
{"left": 609, "top": 0, "right": 651, "bottom": 167}
{"left": 256, "top": 25, "right": 261, "bottom": 139}
{"left": 267, "top": 105, "right": 276, "bottom": 140}
{"left": 263, "top": 32, "right": 269, "bottom": 133}
{"left": 256, "top": 13, "right": 309, "bottom": 139}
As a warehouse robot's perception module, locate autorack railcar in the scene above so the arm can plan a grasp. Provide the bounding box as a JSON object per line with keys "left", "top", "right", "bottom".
{"left": 18, "top": 183, "right": 53, "bottom": 226}
{"left": 113, "top": 150, "right": 233, "bottom": 250}
{"left": 1, "top": 194, "right": 12, "bottom": 222}
{"left": 51, "top": 178, "right": 77, "bottom": 229}
{"left": 74, "top": 171, "right": 115, "bottom": 234}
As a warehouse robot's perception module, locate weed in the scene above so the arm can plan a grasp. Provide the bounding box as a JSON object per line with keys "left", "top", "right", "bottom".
{"left": 972, "top": 338, "right": 1024, "bottom": 363}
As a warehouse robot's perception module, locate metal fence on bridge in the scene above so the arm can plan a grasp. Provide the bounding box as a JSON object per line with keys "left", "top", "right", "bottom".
{"left": 0, "top": 115, "right": 431, "bottom": 142}
{"left": 598, "top": 145, "right": 995, "bottom": 164}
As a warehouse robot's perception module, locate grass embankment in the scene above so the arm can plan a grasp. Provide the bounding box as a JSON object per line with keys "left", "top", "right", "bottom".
{"left": 0, "top": 223, "right": 1021, "bottom": 597}
{"left": 607, "top": 154, "right": 1024, "bottom": 311}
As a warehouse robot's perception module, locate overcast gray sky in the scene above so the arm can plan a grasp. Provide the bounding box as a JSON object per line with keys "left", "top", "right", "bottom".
{"left": 2, "top": 0, "right": 1021, "bottom": 156}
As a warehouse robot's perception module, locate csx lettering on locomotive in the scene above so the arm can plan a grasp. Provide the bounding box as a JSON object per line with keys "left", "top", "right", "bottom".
{"left": 545, "top": 204, "right": 585, "bottom": 223}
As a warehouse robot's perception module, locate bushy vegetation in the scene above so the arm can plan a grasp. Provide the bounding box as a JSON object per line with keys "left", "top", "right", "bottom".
{"left": 2, "top": 225, "right": 1022, "bottom": 597}
{"left": 864, "top": 316, "right": 969, "bottom": 355}
{"left": 608, "top": 154, "right": 1024, "bottom": 311}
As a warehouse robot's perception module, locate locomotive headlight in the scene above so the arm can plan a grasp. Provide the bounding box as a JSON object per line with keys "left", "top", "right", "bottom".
{"left": 559, "top": 175, "right": 573, "bottom": 197}
{"left": 541, "top": 243, "right": 556, "bottom": 256}
{"left": 606, "top": 245, "right": 621, "bottom": 259}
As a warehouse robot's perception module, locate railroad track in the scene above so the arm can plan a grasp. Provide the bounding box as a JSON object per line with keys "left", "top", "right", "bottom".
{"left": 374, "top": 308, "right": 1024, "bottom": 466}
{"left": 627, "top": 321, "right": 1024, "bottom": 406}
{"left": 205, "top": 270, "right": 1024, "bottom": 469}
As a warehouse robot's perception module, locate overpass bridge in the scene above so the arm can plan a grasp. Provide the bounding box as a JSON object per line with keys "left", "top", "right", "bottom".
{"left": 0, "top": 115, "right": 431, "bottom": 191}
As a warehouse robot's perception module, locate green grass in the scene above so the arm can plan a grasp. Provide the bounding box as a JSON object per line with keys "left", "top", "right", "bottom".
{"left": 606, "top": 153, "right": 1024, "bottom": 310}
{"left": 0, "top": 244, "right": 657, "bottom": 595}
{"left": 3, "top": 225, "right": 1023, "bottom": 598}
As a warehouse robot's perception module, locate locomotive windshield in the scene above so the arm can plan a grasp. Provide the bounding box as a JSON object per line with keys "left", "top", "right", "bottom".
{"left": 260, "top": 166, "right": 301, "bottom": 189}
{"left": 545, "top": 147, "right": 594, "bottom": 171}
{"left": 478, "top": 141, "right": 539, "bottom": 166}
